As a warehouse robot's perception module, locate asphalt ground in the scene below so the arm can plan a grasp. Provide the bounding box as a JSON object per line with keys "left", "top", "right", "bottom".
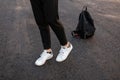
{"left": 0, "top": 0, "right": 120, "bottom": 80}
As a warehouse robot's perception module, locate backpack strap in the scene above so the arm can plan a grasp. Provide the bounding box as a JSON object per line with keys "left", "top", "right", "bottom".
{"left": 82, "top": 6, "right": 87, "bottom": 11}
{"left": 71, "top": 31, "right": 80, "bottom": 38}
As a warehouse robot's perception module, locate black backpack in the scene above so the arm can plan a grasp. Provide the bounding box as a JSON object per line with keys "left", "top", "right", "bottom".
{"left": 72, "top": 6, "right": 96, "bottom": 39}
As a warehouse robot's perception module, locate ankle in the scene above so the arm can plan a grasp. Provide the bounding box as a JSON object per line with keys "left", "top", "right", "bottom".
{"left": 45, "top": 49, "right": 52, "bottom": 53}
{"left": 63, "top": 42, "right": 70, "bottom": 48}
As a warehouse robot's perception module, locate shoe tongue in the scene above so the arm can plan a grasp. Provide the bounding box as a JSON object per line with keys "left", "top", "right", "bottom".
{"left": 61, "top": 46, "right": 67, "bottom": 49}
{"left": 44, "top": 50, "right": 47, "bottom": 53}
{"left": 44, "top": 50, "right": 52, "bottom": 54}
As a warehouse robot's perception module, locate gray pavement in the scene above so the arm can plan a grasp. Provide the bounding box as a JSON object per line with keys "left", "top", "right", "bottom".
{"left": 0, "top": 0, "right": 120, "bottom": 80}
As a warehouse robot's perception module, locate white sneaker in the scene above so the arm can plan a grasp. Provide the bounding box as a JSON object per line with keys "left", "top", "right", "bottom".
{"left": 56, "top": 42, "right": 73, "bottom": 62}
{"left": 35, "top": 50, "right": 53, "bottom": 66}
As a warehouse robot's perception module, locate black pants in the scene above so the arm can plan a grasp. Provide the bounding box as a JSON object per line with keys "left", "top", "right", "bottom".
{"left": 30, "top": 0, "right": 67, "bottom": 49}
